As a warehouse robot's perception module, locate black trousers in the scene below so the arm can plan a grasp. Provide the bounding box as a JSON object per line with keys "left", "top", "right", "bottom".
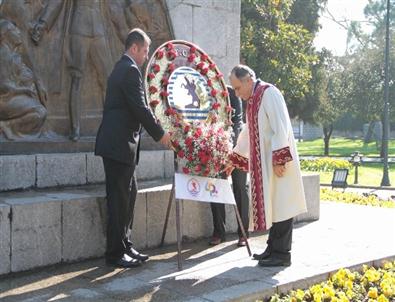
{"left": 232, "top": 168, "right": 249, "bottom": 237}
{"left": 210, "top": 168, "right": 250, "bottom": 239}
{"left": 267, "top": 217, "right": 293, "bottom": 259}
{"left": 102, "top": 157, "right": 137, "bottom": 260}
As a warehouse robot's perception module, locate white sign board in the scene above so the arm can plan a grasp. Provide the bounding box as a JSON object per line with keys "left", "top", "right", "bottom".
{"left": 175, "top": 173, "right": 235, "bottom": 205}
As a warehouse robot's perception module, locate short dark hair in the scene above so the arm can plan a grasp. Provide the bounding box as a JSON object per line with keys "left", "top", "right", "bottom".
{"left": 230, "top": 64, "right": 256, "bottom": 82}
{"left": 125, "top": 28, "right": 151, "bottom": 51}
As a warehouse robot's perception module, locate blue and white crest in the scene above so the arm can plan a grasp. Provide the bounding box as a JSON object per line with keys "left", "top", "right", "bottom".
{"left": 167, "top": 67, "right": 213, "bottom": 122}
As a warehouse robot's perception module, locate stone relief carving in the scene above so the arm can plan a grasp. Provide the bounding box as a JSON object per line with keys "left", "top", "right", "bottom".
{"left": 0, "top": 0, "right": 173, "bottom": 142}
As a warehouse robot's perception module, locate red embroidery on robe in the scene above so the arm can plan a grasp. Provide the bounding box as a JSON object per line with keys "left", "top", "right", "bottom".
{"left": 229, "top": 152, "right": 248, "bottom": 172}
{"left": 272, "top": 146, "right": 293, "bottom": 165}
{"left": 247, "top": 83, "right": 270, "bottom": 231}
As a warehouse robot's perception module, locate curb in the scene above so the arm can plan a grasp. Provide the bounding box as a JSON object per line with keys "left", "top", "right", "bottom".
{"left": 233, "top": 255, "right": 395, "bottom": 302}
{"left": 321, "top": 183, "right": 395, "bottom": 190}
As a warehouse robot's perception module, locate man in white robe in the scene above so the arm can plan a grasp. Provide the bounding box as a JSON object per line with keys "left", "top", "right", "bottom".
{"left": 227, "top": 65, "right": 307, "bottom": 267}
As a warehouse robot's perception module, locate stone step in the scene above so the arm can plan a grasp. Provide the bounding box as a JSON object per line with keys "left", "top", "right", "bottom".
{"left": 0, "top": 151, "right": 175, "bottom": 191}
{"left": 0, "top": 174, "right": 319, "bottom": 275}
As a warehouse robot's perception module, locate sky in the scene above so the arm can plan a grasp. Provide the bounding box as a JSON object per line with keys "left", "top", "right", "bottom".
{"left": 314, "top": 0, "right": 372, "bottom": 56}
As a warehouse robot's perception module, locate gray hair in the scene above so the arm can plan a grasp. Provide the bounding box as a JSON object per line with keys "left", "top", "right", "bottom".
{"left": 230, "top": 64, "right": 256, "bottom": 82}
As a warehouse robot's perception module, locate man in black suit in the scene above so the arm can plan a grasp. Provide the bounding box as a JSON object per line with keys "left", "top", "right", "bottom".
{"left": 95, "top": 28, "right": 170, "bottom": 268}
{"left": 209, "top": 86, "right": 250, "bottom": 246}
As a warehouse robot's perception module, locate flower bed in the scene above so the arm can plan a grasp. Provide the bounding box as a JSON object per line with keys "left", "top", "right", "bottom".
{"left": 267, "top": 261, "right": 395, "bottom": 302}
{"left": 320, "top": 188, "right": 395, "bottom": 208}
{"left": 300, "top": 158, "right": 352, "bottom": 172}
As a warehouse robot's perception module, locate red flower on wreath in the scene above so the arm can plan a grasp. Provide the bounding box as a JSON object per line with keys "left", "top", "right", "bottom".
{"left": 211, "top": 89, "right": 218, "bottom": 97}
{"left": 221, "top": 90, "right": 229, "bottom": 97}
{"left": 190, "top": 46, "right": 197, "bottom": 53}
{"left": 185, "top": 136, "right": 193, "bottom": 146}
{"left": 182, "top": 167, "right": 190, "bottom": 174}
{"left": 156, "top": 49, "right": 164, "bottom": 59}
{"left": 147, "top": 72, "right": 155, "bottom": 80}
{"left": 196, "top": 62, "right": 205, "bottom": 70}
{"left": 201, "top": 67, "right": 209, "bottom": 75}
{"left": 149, "top": 86, "right": 158, "bottom": 94}
{"left": 161, "top": 76, "right": 169, "bottom": 86}
{"left": 187, "top": 53, "right": 196, "bottom": 62}
{"left": 168, "top": 63, "right": 176, "bottom": 73}
{"left": 207, "top": 79, "right": 213, "bottom": 87}
{"left": 215, "top": 73, "right": 224, "bottom": 80}
{"left": 200, "top": 53, "right": 209, "bottom": 61}
{"left": 167, "top": 42, "right": 174, "bottom": 50}
{"left": 160, "top": 90, "right": 169, "bottom": 97}
{"left": 212, "top": 102, "right": 221, "bottom": 110}
{"left": 225, "top": 105, "right": 233, "bottom": 113}
{"left": 209, "top": 63, "right": 216, "bottom": 70}
{"left": 164, "top": 107, "right": 177, "bottom": 116}
{"left": 149, "top": 100, "right": 160, "bottom": 107}
{"left": 167, "top": 49, "right": 177, "bottom": 60}
{"left": 183, "top": 124, "right": 191, "bottom": 133}
{"left": 152, "top": 64, "right": 160, "bottom": 73}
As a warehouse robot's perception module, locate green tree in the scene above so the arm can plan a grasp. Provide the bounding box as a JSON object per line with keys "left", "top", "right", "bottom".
{"left": 241, "top": 0, "right": 319, "bottom": 118}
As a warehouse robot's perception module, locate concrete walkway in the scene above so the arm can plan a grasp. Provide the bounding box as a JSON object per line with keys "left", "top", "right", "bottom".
{"left": 1, "top": 201, "right": 394, "bottom": 302}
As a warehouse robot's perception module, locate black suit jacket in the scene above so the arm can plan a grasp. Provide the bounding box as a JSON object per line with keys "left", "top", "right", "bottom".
{"left": 228, "top": 86, "right": 244, "bottom": 147}
{"left": 95, "top": 55, "right": 164, "bottom": 165}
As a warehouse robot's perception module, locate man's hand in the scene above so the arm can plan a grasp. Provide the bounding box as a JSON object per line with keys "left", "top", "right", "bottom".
{"left": 159, "top": 132, "right": 171, "bottom": 148}
{"left": 273, "top": 164, "right": 286, "bottom": 177}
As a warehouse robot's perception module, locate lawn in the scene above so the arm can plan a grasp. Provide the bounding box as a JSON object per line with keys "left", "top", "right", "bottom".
{"left": 304, "top": 163, "right": 395, "bottom": 187}
{"left": 297, "top": 137, "right": 395, "bottom": 157}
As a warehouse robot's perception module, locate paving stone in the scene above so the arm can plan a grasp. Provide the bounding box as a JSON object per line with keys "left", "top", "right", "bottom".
{"left": 0, "top": 155, "right": 35, "bottom": 191}
{"left": 0, "top": 203, "right": 10, "bottom": 274}
{"left": 36, "top": 153, "right": 86, "bottom": 188}
{"left": 62, "top": 197, "right": 106, "bottom": 261}
{"left": 7, "top": 197, "right": 61, "bottom": 272}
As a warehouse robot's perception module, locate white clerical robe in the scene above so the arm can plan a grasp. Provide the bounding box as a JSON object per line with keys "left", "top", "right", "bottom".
{"left": 233, "top": 83, "right": 307, "bottom": 230}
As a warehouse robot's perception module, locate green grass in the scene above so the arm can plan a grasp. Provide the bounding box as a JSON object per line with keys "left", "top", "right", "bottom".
{"left": 303, "top": 163, "right": 395, "bottom": 187}
{"left": 297, "top": 138, "right": 395, "bottom": 157}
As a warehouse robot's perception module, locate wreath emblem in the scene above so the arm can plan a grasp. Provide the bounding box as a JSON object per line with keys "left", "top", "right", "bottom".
{"left": 145, "top": 40, "right": 233, "bottom": 178}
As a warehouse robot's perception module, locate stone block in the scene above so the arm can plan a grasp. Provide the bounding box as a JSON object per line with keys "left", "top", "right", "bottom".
{"left": 164, "top": 151, "right": 175, "bottom": 178}
{"left": 137, "top": 151, "right": 165, "bottom": 180}
{"left": 62, "top": 196, "right": 106, "bottom": 261}
{"left": 295, "top": 174, "right": 320, "bottom": 223}
{"left": 0, "top": 155, "right": 35, "bottom": 191}
{"left": 182, "top": 200, "right": 212, "bottom": 240}
{"left": 193, "top": 7, "right": 227, "bottom": 57}
{"left": 7, "top": 196, "right": 61, "bottom": 272}
{"left": 146, "top": 189, "right": 175, "bottom": 247}
{"left": 0, "top": 203, "right": 10, "bottom": 274}
{"left": 225, "top": 204, "right": 238, "bottom": 234}
{"left": 166, "top": 1, "right": 193, "bottom": 40}
{"left": 131, "top": 192, "right": 147, "bottom": 250}
{"left": 87, "top": 153, "right": 105, "bottom": 184}
{"left": 36, "top": 153, "right": 87, "bottom": 188}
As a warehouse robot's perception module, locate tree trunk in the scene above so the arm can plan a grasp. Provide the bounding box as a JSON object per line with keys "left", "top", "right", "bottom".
{"left": 364, "top": 121, "right": 375, "bottom": 144}
{"left": 323, "top": 124, "right": 333, "bottom": 156}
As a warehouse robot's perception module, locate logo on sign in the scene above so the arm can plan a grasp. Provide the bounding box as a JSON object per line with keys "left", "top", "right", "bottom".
{"left": 205, "top": 180, "right": 218, "bottom": 197}
{"left": 187, "top": 178, "right": 200, "bottom": 196}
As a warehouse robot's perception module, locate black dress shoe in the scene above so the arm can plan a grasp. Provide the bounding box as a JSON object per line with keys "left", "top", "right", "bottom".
{"left": 106, "top": 254, "right": 141, "bottom": 268}
{"left": 127, "top": 247, "right": 149, "bottom": 262}
{"left": 258, "top": 256, "right": 291, "bottom": 267}
{"left": 252, "top": 248, "right": 271, "bottom": 260}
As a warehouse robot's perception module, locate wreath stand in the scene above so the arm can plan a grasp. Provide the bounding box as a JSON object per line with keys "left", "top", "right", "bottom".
{"left": 160, "top": 155, "right": 251, "bottom": 271}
